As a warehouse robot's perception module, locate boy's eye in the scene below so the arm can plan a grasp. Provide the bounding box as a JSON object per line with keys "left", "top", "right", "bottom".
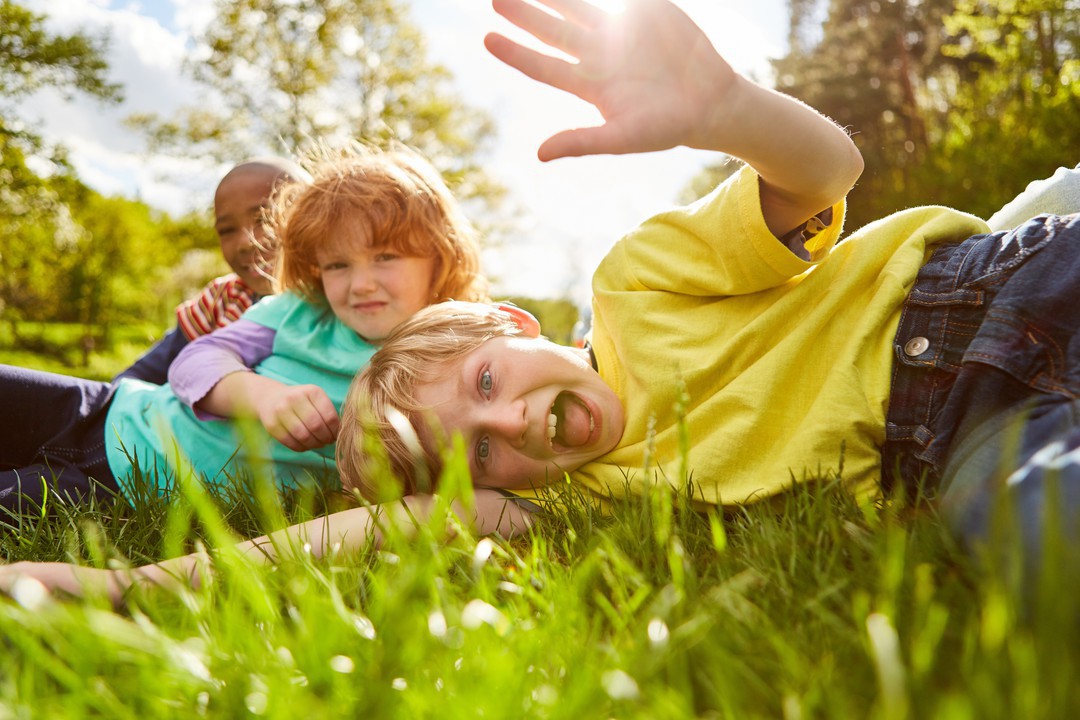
{"left": 476, "top": 436, "right": 490, "bottom": 466}
{"left": 479, "top": 369, "right": 493, "bottom": 395}
{"left": 374, "top": 252, "right": 400, "bottom": 262}
{"left": 322, "top": 261, "right": 347, "bottom": 271}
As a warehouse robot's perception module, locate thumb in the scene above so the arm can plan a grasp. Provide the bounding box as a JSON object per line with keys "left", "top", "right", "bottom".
{"left": 538, "top": 126, "right": 624, "bottom": 161}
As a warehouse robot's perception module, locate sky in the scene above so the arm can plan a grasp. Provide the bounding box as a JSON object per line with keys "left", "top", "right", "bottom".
{"left": 26, "top": 0, "right": 788, "bottom": 303}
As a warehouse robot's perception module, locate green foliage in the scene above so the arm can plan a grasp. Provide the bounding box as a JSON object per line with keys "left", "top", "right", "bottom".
{"left": 0, "top": 0, "right": 120, "bottom": 104}
{"left": 687, "top": 0, "right": 1080, "bottom": 230}
{"left": 128, "top": 0, "right": 505, "bottom": 214}
{"left": 0, "top": 0, "right": 107, "bottom": 339}
{"left": 0, "top": 0, "right": 208, "bottom": 369}
{"left": 927, "top": 0, "right": 1080, "bottom": 219}
{"left": 0, "top": 321, "right": 164, "bottom": 380}
{"left": 0, "top": 166, "right": 219, "bottom": 369}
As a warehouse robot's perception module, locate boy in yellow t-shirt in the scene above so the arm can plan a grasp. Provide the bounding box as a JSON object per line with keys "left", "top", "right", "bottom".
{"left": 336, "top": 0, "right": 1079, "bottom": 571}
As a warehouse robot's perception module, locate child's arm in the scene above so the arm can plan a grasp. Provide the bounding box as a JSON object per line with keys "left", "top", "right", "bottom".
{"left": 0, "top": 489, "right": 532, "bottom": 608}
{"left": 485, "top": 0, "right": 863, "bottom": 238}
{"left": 168, "top": 320, "right": 339, "bottom": 452}
{"left": 197, "top": 371, "right": 340, "bottom": 452}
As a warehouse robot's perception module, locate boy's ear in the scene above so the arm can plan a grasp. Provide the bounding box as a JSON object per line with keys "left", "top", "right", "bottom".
{"left": 494, "top": 302, "right": 541, "bottom": 338}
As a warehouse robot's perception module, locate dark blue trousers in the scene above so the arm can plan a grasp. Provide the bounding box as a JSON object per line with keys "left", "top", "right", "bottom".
{"left": 883, "top": 214, "right": 1080, "bottom": 579}
{"left": 0, "top": 365, "right": 120, "bottom": 513}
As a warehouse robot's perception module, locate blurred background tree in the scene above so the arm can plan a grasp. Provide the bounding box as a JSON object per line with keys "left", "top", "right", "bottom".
{"left": 0, "top": 0, "right": 214, "bottom": 373}
{"left": 930, "top": 0, "right": 1080, "bottom": 219}
{"left": 687, "top": 0, "right": 1079, "bottom": 232}
{"left": 126, "top": 0, "right": 505, "bottom": 213}
{"left": 0, "top": 0, "right": 119, "bottom": 347}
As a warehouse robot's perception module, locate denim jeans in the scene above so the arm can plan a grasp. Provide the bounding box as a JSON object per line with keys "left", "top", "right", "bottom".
{"left": 0, "top": 365, "right": 120, "bottom": 512}
{"left": 882, "top": 213, "right": 1080, "bottom": 573}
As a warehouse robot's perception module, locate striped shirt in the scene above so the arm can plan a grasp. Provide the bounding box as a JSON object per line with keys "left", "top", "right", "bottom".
{"left": 176, "top": 274, "right": 262, "bottom": 340}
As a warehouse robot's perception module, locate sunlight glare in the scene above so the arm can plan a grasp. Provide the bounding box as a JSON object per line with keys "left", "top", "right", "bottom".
{"left": 11, "top": 576, "right": 50, "bottom": 610}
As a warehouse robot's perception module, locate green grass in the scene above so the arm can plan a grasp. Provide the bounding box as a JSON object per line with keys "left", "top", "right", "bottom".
{"left": 0, "top": 322, "right": 165, "bottom": 380}
{"left": 1, "top": 454, "right": 1078, "bottom": 718}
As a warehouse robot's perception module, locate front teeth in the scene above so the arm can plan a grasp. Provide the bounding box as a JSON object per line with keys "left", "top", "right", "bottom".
{"left": 548, "top": 412, "right": 557, "bottom": 444}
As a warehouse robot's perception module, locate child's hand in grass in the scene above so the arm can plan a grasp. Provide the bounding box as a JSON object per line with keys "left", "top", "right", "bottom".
{"left": 251, "top": 383, "right": 340, "bottom": 452}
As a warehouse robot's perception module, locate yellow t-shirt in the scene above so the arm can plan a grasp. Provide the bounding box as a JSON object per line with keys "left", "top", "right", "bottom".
{"left": 575, "top": 166, "right": 989, "bottom": 507}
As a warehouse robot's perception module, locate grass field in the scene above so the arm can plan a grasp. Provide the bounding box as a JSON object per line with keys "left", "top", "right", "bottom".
{"left": 0, "top": 321, "right": 165, "bottom": 380}
{"left": 1, "top": 453, "right": 1077, "bottom": 718}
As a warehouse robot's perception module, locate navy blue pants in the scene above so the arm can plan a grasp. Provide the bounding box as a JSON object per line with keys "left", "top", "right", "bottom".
{"left": 0, "top": 365, "right": 120, "bottom": 513}
{"left": 883, "top": 213, "right": 1080, "bottom": 577}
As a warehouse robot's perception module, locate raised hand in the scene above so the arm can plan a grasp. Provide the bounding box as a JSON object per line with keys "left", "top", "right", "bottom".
{"left": 484, "top": 0, "right": 737, "bottom": 161}
{"left": 485, "top": 0, "right": 863, "bottom": 235}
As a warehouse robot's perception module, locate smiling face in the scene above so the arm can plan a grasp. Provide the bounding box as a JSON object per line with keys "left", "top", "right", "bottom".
{"left": 413, "top": 335, "right": 625, "bottom": 490}
{"left": 214, "top": 165, "right": 286, "bottom": 295}
{"left": 316, "top": 222, "right": 437, "bottom": 343}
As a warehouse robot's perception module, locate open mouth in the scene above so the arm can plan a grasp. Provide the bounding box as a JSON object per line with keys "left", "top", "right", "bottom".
{"left": 547, "top": 391, "right": 595, "bottom": 451}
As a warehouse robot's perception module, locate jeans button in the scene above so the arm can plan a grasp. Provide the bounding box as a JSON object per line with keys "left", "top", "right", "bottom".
{"left": 904, "top": 336, "right": 930, "bottom": 357}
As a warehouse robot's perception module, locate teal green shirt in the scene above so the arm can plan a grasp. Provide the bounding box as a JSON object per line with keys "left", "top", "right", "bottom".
{"left": 104, "top": 293, "right": 375, "bottom": 496}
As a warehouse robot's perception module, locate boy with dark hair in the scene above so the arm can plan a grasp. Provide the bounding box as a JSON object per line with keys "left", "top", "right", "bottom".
{"left": 116, "top": 158, "right": 308, "bottom": 384}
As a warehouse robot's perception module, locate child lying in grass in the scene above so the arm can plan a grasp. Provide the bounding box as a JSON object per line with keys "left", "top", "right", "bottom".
{"left": 0, "top": 145, "right": 486, "bottom": 513}
{"left": 2, "top": 0, "right": 1077, "bottom": 604}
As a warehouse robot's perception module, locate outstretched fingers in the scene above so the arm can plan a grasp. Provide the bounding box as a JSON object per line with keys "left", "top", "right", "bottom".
{"left": 484, "top": 32, "right": 586, "bottom": 97}
{"left": 491, "top": 0, "right": 616, "bottom": 55}
{"left": 522, "top": 0, "right": 608, "bottom": 28}
{"left": 492, "top": 0, "right": 595, "bottom": 58}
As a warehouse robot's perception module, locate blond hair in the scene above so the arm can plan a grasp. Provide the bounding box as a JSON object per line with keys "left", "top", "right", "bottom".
{"left": 268, "top": 144, "right": 487, "bottom": 304}
{"left": 337, "top": 301, "right": 522, "bottom": 500}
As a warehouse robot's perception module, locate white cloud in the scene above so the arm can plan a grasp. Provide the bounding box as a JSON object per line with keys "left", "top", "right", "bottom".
{"left": 26, "top": 0, "right": 223, "bottom": 213}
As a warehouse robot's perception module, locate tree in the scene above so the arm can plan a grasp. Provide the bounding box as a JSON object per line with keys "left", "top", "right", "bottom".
{"left": 0, "top": 0, "right": 121, "bottom": 340}
{"left": 0, "top": 1, "right": 219, "bottom": 366}
{"left": 753, "top": 0, "right": 1080, "bottom": 230}
{"left": 770, "top": 0, "right": 958, "bottom": 230}
{"left": 926, "top": 0, "right": 1080, "bottom": 219}
{"left": 129, "top": 0, "right": 504, "bottom": 207}
{"left": 0, "top": 0, "right": 120, "bottom": 102}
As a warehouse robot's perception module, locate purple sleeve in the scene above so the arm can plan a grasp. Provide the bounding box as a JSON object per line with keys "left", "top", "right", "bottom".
{"left": 168, "top": 318, "right": 276, "bottom": 415}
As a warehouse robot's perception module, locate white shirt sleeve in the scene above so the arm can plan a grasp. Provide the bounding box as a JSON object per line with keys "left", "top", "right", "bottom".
{"left": 987, "top": 164, "right": 1080, "bottom": 231}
